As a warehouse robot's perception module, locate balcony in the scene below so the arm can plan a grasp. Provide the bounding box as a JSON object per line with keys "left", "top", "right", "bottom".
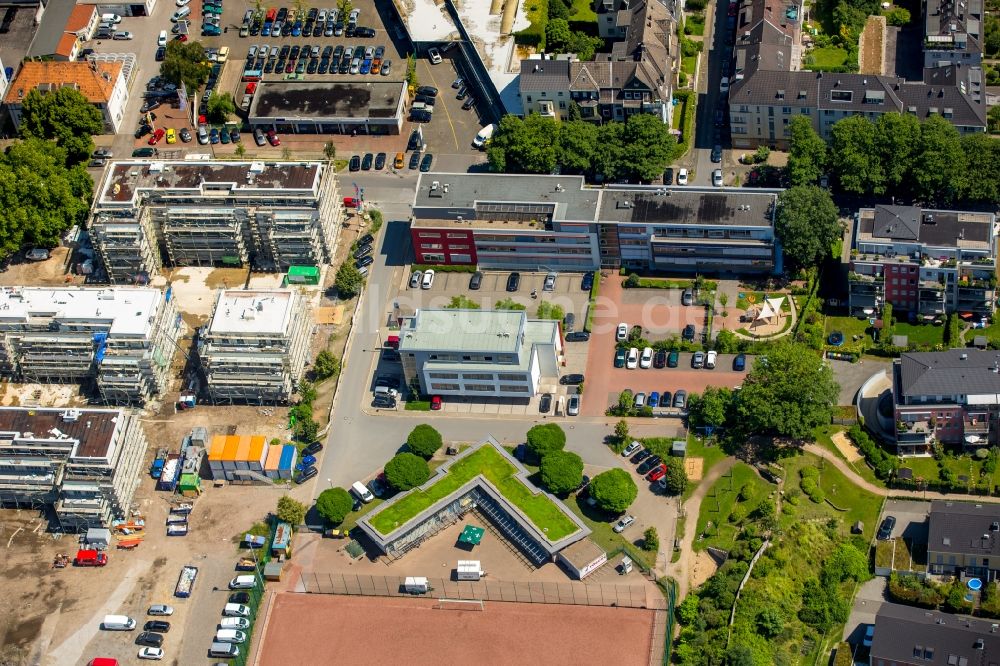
{"left": 964, "top": 417, "right": 990, "bottom": 435}
{"left": 897, "top": 420, "right": 934, "bottom": 445}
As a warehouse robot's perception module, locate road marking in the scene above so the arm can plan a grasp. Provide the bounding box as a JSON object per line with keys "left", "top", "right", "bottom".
{"left": 423, "top": 66, "right": 460, "bottom": 152}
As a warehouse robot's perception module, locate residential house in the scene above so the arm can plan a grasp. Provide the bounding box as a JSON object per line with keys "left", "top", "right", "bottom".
{"left": 892, "top": 350, "right": 1000, "bottom": 453}
{"left": 927, "top": 500, "right": 1000, "bottom": 578}
{"left": 26, "top": 0, "right": 98, "bottom": 61}
{"left": 3, "top": 60, "right": 129, "bottom": 132}
{"left": 923, "top": 0, "right": 982, "bottom": 68}
{"left": 869, "top": 601, "right": 1000, "bottom": 665}
{"left": 849, "top": 205, "right": 998, "bottom": 319}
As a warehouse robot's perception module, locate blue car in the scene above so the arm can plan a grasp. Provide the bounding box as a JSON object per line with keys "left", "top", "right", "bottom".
{"left": 360, "top": 58, "right": 372, "bottom": 74}
{"left": 733, "top": 353, "right": 746, "bottom": 371}
{"left": 648, "top": 391, "right": 660, "bottom": 408}
{"left": 300, "top": 455, "right": 317, "bottom": 468}
{"left": 209, "top": 128, "right": 220, "bottom": 144}
{"left": 292, "top": 20, "right": 302, "bottom": 36}
{"left": 262, "top": 21, "right": 272, "bottom": 36}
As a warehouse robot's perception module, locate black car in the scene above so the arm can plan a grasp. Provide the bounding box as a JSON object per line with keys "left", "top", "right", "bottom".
{"left": 295, "top": 466, "right": 317, "bottom": 484}
{"left": 318, "top": 58, "right": 329, "bottom": 74}
{"left": 230, "top": 592, "right": 250, "bottom": 604}
{"left": 136, "top": 632, "right": 164, "bottom": 648}
{"left": 663, "top": 168, "right": 673, "bottom": 185}
{"left": 290, "top": 45, "right": 301, "bottom": 59}
{"left": 372, "top": 394, "right": 396, "bottom": 408}
{"left": 461, "top": 97, "right": 475, "bottom": 110}
{"left": 361, "top": 153, "right": 374, "bottom": 170}
{"left": 682, "top": 324, "right": 696, "bottom": 341}
{"left": 279, "top": 44, "right": 290, "bottom": 58}
{"left": 877, "top": 516, "right": 896, "bottom": 540}
{"left": 368, "top": 477, "right": 387, "bottom": 498}
{"left": 307, "top": 58, "right": 318, "bottom": 73}
{"left": 565, "top": 331, "right": 590, "bottom": 342}
{"left": 416, "top": 85, "right": 439, "bottom": 97}
{"left": 710, "top": 145, "right": 723, "bottom": 163}
{"left": 456, "top": 86, "right": 468, "bottom": 100}
{"left": 408, "top": 151, "right": 421, "bottom": 169}
{"left": 302, "top": 440, "right": 324, "bottom": 456}
{"left": 661, "top": 391, "right": 672, "bottom": 407}
{"left": 374, "top": 152, "right": 386, "bottom": 169}
{"left": 145, "top": 620, "right": 170, "bottom": 632}
{"left": 637, "top": 456, "right": 662, "bottom": 475}
{"left": 559, "top": 373, "right": 584, "bottom": 385}
{"left": 155, "top": 46, "right": 166, "bottom": 62}
{"left": 358, "top": 233, "right": 374, "bottom": 246}
{"left": 265, "top": 60, "right": 276, "bottom": 73}
{"left": 653, "top": 349, "right": 667, "bottom": 369}
{"left": 355, "top": 255, "right": 374, "bottom": 269}
{"left": 506, "top": 272, "right": 520, "bottom": 292}
{"left": 353, "top": 244, "right": 372, "bottom": 259}
{"left": 355, "top": 26, "right": 375, "bottom": 37}
{"left": 333, "top": 45, "right": 344, "bottom": 60}
{"left": 414, "top": 94, "right": 436, "bottom": 106}
{"left": 349, "top": 155, "right": 361, "bottom": 171}
{"left": 469, "top": 271, "right": 483, "bottom": 290}
{"left": 539, "top": 393, "right": 552, "bottom": 413}
{"left": 407, "top": 129, "right": 422, "bottom": 151}
{"left": 631, "top": 449, "right": 652, "bottom": 464}
{"left": 419, "top": 153, "right": 434, "bottom": 172}
{"left": 581, "top": 272, "right": 595, "bottom": 291}
{"left": 135, "top": 125, "right": 152, "bottom": 139}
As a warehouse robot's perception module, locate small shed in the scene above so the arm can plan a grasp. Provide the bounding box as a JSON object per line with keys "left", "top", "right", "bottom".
{"left": 557, "top": 538, "right": 607, "bottom": 580}
{"left": 86, "top": 528, "right": 111, "bottom": 548}
{"left": 264, "top": 560, "right": 283, "bottom": 581}
{"left": 974, "top": 336, "right": 989, "bottom": 349}
{"left": 851, "top": 521, "right": 864, "bottom": 534}
{"left": 272, "top": 521, "right": 293, "bottom": 557}
{"left": 892, "top": 334, "right": 908, "bottom": 348}
{"left": 671, "top": 440, "right": 687, "bottom": 457}
{"left": 286, "top": 265, "right": 320, "bottom": 285}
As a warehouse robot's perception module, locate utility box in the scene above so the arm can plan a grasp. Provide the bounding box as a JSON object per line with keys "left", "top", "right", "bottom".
{"left": 404, "top": 577, "right": 429, "bottom": 594}
{"left": 456, "top": 560, "right": 484, "bottom": 581}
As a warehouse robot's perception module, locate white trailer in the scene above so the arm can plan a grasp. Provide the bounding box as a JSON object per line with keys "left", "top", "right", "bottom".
{"left": 404, "top": 577, "right": 429, "bottom": 594}
{"left": 456, "top": 560, "right": 485, "bottom": 581}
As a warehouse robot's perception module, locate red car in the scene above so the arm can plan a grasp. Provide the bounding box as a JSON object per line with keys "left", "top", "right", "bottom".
{"left": 175, "top": 34, "right": 188, "bottom": 42}
{"left": 343, "top": 196, "right": 359, "bottom": 208}
{"left": 430, "top": 396, "right": 442, "bottom": 410}
{"left": 245, "top": 82, "right": 257, "bottom": 95}
{"left": 647, "top": 464, "right": 667, "bottom": 482}
{"left": 147, "top": 128, "right": 165, "bottom": 145}
{"left": 266, "top": 129, "right": 280, "bottom": 146}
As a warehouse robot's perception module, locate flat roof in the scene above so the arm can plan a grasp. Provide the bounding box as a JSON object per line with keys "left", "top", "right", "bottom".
{"left": 96, "top": 161, "right": 324, "bottom": 206}
{"left": 598, "top": 189, "right": 776, "bottom": 227}
{"left": 0, "top": 407, "right": 123, "bottom": 460}
{"left": 250, "top": 81, "right": 405, "bottom": 119}
{"left": 858, "top": 205, "right": 996, "bottom": 250}
{"left": 399, "top": 309, "right": 527, "bottom": 354}
{"left": 558, "top": 537, "right": 607, "bottom": 568}
{"left": 0, "top": 287, "right": 162, "bottom": 336}
{"left": 207, "top": 289, "right": 295, "bottom": 335}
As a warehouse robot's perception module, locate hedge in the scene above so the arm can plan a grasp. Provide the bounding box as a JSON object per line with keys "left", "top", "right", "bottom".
{"left": 673, "top": 89, "right": 697, "bottom": 158}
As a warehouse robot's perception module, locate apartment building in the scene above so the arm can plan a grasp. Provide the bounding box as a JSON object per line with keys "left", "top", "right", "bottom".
{"left": 869, "top": 602, "right": 1000, "bottom": 666}
{"left": 0, "top": 287, "right": 180, "bottom": 405}
{"left": 90, "top": 160, "right": 342, "bottom": 282}
{"left": 927, "top": 501, "right": 1000, "bottom": 578}
{"left": 399, "top": 309, "right": 561, "bottom": 399}
{"left": 891, "top": 349, "right": 1000, "bottom": 453}
{"left": 3, "top": 60, "right": 130, "bottom": 133}
{"left": 198, "top": 289, "right": 312, "bottom": 404}
{"left": 0, "top": 406, "right": 149, "bottom": 531}
{"left": 849, "top": 205, "right": 998, "bottom": 319}
{"left": 26, "top": 3, "right": 99, "bottom": 60}
{"left": 410, "top": 173, "right": 780, "bottom": 273}
{"left": 727, "top": 0, "right": 986, "bottom": 148}
{"left": 923, "top": 0, "right": 982, "bottom": 68}
{"left": 519, "top": 0, "right": 676, "bottom": 123}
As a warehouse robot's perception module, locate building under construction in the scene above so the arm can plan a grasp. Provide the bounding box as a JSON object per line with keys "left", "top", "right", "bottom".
{"left": 0, "top": 286, "right": 181, "bottom": 404}
{"left": 198, "top": 288, "right": 312, "bottom": 404}
{"left": 90, "top": 160, "right": 343, "bottom": 283}
{"left": 0, "top": 407, "right": 149, "bottom": 531}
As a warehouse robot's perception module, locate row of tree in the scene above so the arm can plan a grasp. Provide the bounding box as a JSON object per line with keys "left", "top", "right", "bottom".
{"left": 788, "top": 114, "right": 1000, "bottom": 205}
{"left": 487, "top": 113, "right": 679, "bottom": 183}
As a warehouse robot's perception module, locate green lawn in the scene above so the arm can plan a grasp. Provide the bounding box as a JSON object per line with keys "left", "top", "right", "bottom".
{"left": 824, "top": 315, "right": 874, "bottom": 343}
{"left": 681, "top": 56, "right": 697, "bottom": 77}
{"left": 735, "top": 291, "right": 791, "bottom": 312}
{"left": 894, "top": 322, "right": 945, "bottom": 347}
{"left": 569, "top": 0, "right": 596, "bottom": 21}
{"left": 685, "top": 13, "right": 705, "bottom": 35}
{"left": 694, "top": 462, "right": 773, "bottom": 553}
{"left": 516, "top": 0, "right": 549, "bottom": 47}
{"left": 367, "top": 444, "right": 580, "bottom": 540}
{"left": 899, "top": 453, "right": 999, "bottom": 491}
{"left": 682, "top": 434, "right": 729, "bottom": 500}
{"left": 807, "top": 46, "right": 849, "bottom": 69}
{"left": 812, "top": 425, "right": 884, "bottom": 489}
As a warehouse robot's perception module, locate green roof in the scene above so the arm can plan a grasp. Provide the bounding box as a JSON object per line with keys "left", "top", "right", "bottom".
{"left": 287, "top": 265, "right": 319, "bottom": 277}
{"left": 368, "top": 444, "right": 580, "bottom": 541}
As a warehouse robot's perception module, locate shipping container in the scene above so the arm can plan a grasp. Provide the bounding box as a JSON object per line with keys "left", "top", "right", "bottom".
{"left": 157, "top": 454, "right": 181, "bottom": 491}
{"left": 234, "top": 436, "right": 252, "bottom": 469}
{"left": 264, "top": 446, "right": 283, "bottom": 479}
{"left": 248, "top": 436, "right": 267, "bottom": 471}
{"left": 277, "top": 445, "right": 297, "bottom": 480}
{"left": 208, "top": 434, "right": 227, "bottom": 461}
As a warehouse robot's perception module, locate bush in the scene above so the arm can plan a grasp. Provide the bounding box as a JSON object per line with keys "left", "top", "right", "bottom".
{"left": 276, "top": 495, "right": 307, "bottom": 525}
{"left": 406, "top": 424, "right": 443, "bottom": 459}
{"left": 846, "top": 425, "right": 898, "bottom": 480}
{"left": 589, "top": 468, "right": 638, "bottom": 513}
{"left": 642, "top": 526, "right": 659, "bottom": 552}
{"left": 526, "top": 423, "right": 566, "bottom": 460}
{"left": 384, "top": 452, "right": 431, "bottom": 491}
{"left": 540, "top": 450, "right": 584, "bottom": 495}
{"left": 885, "top": 6, "right": 910, "bottom": 25}
{"left": 663, "top": 463, "right": 689, "bottom": 495}
{"left": 313, "top": 350, "right": 340, "bottom": 381}
{"left": 316, "top": 487, "right": 354, "bottom": 524}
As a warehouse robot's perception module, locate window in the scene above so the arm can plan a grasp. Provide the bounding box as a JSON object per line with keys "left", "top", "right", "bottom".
{"left": 557, "top": 91, "right": 563, "bottom": 96}
{"left": 420, "top": 253, "right": 444, "bottom": 262}
{"left": 428, "top": 372, "right": 459, "bottom": 379}
{"left": 526, "top": 95, "right": 532, "bottom": 102}
{"left": 423, "top": 243, "right": 443, "bottom": 250}
{"left": 446, "top": 232, "right": 468, "bottom": 239}
{"left": 462, "top": 373, "right": 494, "bottom": 380}
{"left": 830, "top": 90, "right": 852, "bottom": 102}
{"left": 782, "top": 107, "right": 791, "bottom": 114}
{"left": 559, "top": 101, "right": 566, "bottom": 109}
{"left": 497, "top": 373, "right": 524, "bottom": 381}
{"left": 430, "top": 383, "right": 460, "bottom": 391}
{"left": 465, "top": 384, "right": 495, "bottom": 392}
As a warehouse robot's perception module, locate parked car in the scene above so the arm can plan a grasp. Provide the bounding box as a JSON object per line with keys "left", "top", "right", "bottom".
{"left": 733, "top": 353, "right": 746, "bottom": 371}
{"left": 634, "top": 392, "right": 646, "bottom": 408}
{"left": 419, "top": 153, "right": 434, "bottom": 172}
{"left": 626, "top": 347, "right": 639, "bottom": 369}
{"left": 668, "top": 350, "right": 679, "bottom": 367}
{"left": 682, "top": 288, "right": 694, "bottom": 306}
{"left": 469, "top": 271, "right": 483, "bottom": 290}
{"left": 506, "top": 272, "right": 520, "bottom": 292}
{"left": 614, "top": 348, "right": 626, "bottom": 368}
{"left": 559, "top": 374, "right": 584, "bottom": 386}
{"left": 147, "top": 605, "right": 173, "bottom": 616}
{"left": 566, "top": 331, "right": 590, "bottom": 342}
{"left": 543, "top": 272, "right": 556, "bottom": 291}
{"left": 677, "top": 168, "right": 689, "bottom": 185}
{"left": 430, "top": 395, "right": 442, "bottom": 410}
{"left": 622, "top": 441, "right": 641, "bottom": 457}
{"left": 682, "top": 324, "right": 696, "bottom": 341}
{"left": 616, "top": 322, "right": 629, "bottom": 341}
{"left": 144, "top": 621, "right": 170, "bottom": 632}
{"left": 295, "top": 466, "right": 317, "bottom": 484}
{"left": 428, "top": 47, "right": 442, "bottom": 64}
{"left": 647, "top": 465, "right": 667, "bottom": 482}
{"left": 653, "top": 349, "right": 667, "bottom": 368}
{"left": 706, "top": 350, "right": 718, "bottom": 369}
{"left": 637, "top": 455, "right": 661, "bottom": 475}
{"left": 673, "top": 390, "right": 688, "bottom": 409}
{"left": 421, "top": 269, "right": 435, "bottom": 289}
{"left": 631, "top": 449, "right": 651, "bottom": 464}
{"left": 302, "top": 441, "right": 324, "bottom": 456}
{"left": 710, "top": 144, "right": 722, "bottom": 163}
{"left": 877, "top": 516, "right": 896, "bottom": 540}
{"left": 640, "top": 347, "right": 653, "bottom": 369}
{"left": 25, "top": 248, "right": 50, "bottom": 261}
{"left": 713, "top": 169, "right": 724, "bottom": 187}
{"left": 612, "top": 515, "right": 635, "bottom": 533}
{"left": 349, "top": 155, "right": 361, "bottom": 171}
{"left": 648, "top": 391, "right": 660, "bottom": 408}
{"left": 135, "top": 632, "right": 163, "bottom": 648}
{"left": 567, "top": 395, "right": 580, "bottom": 416}
{"left": 538, "top": 393, "right": 552, "bottom": 413}
{"left": 692, "top": 351, "right": 705, "bottom": 368}
{"left": 138, "top": 647, "right": 163, "bottom": 660}
{"left": 409, "top": 271, "right": 422, "bottom": 289}
{"left": 581, "top": 272, "right": 595, "bottom": 291}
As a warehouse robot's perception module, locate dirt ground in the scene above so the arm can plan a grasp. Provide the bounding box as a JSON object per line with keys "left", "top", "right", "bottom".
{"left": 860, "top": 15, "right": 886, "bottom": 75}
{"left": 0, "top": 248, "right": 85, "bottom": 289}
{"left": 685, "top": 457, "right": 705, "bottom": 482}
{"left": 689, "top": 550, "right": 720, "bottom": 590}
{"left": 831, "top": 431, "right": 864, "bottom": 463}
{"left": 257, "top": 594, "right": 657, "bottom": 666}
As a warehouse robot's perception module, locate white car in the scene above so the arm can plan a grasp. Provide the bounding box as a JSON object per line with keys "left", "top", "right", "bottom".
{"left": 409, "top": 271, "right": 422, "bottom": 289}
{"left": 705, "top": 350, "right": 718, "bottom": 369}
{"left": 421, "top": 269, "right": 435, "bottom": 289}
{"left": 616, "top": 322, "right": 629, "bottom": 341}
{"left": 622, "top": 440, "right": 641, "bottom": 457}
{"left": 428, "top": 47, "right": 442, "bottom": 64}
{"left": 626, "top": 347, "right": 639, "bottom": 369}
{"left": 138, "top": 647, "right": 163, "bottom": 660}
{"left": 25, "top": 248, "right": 49, "bottom": 261}
{"left": 176, "top": 0, "right": 190, "bottom": 5}
{"left": 713, "top": 169, "right": 723, "bottom": 187}
{"left": 613, "top": 515, "right": 635, "bottom": 533}
{"left": 157, "top": 30, "right": 167, "bottom": 46}
{"left": 147, "top": 605, "right": 173, "bottom": 616}
{"left": 220, "top": 617, "right": 250, "bottom": 629}
{"left": 640, "top": 347, "right": 653, "bottom": 369}
{"left": 677, "top": 168, "right": 688, "bottom": 185}
{"left": 719, "top": 76, "right": 730, "bottom": 95}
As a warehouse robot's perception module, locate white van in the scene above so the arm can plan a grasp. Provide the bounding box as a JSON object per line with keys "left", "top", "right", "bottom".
{"left": 351, "top": 481, "right": 374, "bottom": 503}
{"left": 223, "top": 603, "right": 250, "bottom": 617}
{"left": 157, "top": 30, "right": 167, "bottom": 46}
{"left": 229, "top": 575, "right": 257, "bottom": 590}
{"left": 209, "top": 642, "right": 240, "bottom": 658}
{"left": 171, "top": 6, "right": 190, "bottom": 21}
{"left": 472, "top": 123, "right": 496, "bottom": 150}
{"left": 102, "top": 614, "right": 136, "bottom": 630}
{"left": 100, "top": 12, "right": 122, "bottom": 23}
{"left": 215, "top": 629, "right": 248, "bottom": 643}
{"left": 219, "top": 617, "right": 250, "bottom": 630}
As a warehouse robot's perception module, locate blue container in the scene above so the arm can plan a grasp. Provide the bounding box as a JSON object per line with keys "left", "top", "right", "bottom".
{"left": 278, "top": 445, "right": 297, "bottom": 480}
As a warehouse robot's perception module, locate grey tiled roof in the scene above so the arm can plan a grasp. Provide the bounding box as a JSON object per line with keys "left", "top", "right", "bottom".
{"left": 873, "top": 205, "right": 921, "bottom": 241}
{"left": 924, "top": 0, "right": 983, "bottom": 55}
{"left": 518, "top": 60, "right": 571, "bottom": 91}
{"left": 871, "top": 601, "right": 1000, "bottom": 665}
{"left": 928, "top": 500, "right": 1000, "bottom": 558}
{"left": 898, "top": 349, "right": 1000, "bottom": 398}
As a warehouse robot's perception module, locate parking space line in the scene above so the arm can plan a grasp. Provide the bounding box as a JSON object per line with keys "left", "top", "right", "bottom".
{"left": 422, "top": 65, "right": 460, "bottom": 152}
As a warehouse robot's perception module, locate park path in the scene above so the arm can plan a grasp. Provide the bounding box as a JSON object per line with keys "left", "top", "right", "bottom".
{"left": 669, "top": 457, "right": 737, "bottom": 601}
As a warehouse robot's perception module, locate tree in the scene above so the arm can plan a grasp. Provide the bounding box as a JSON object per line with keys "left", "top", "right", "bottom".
{"left": 774, "top": 186, "right": 840, "bottom": 269}
{"left": 567, "top": 31, "right": 603, "bottom": 60}
{"left": 295, "top": 417, "right": 319, "bottom": 443}
{"left": 494, "top": 298, "right": 527, "bottom": 310}
{"left": 207, "top": 92, "right": 236, "bottom": 124}
{"left": 829, "top": 115, "right": 884, "bottom": 195}
{"left": 959, "top": 134, "right": 1000, "bottom": 202}
{"left": 323, "top": 142, "right": 336, "bottom": 162}
{"left": 338, "top": 0, "right": 353, "bottom": 18}
{"left": 446, "top": 295, "right": 480, "bottom": 309}
{"left": 619, "top": 114, "right": 676, "bottom": 181}
{"left": 406, "top": 424, "right": 443, "bottom": 459}
{"left": 733, "top": 341, "right": 840, "bottom": 440}
{"left": 663, "top": 463, "right": 689, "bottom": 495}
{"left": 566, "top": 101, "right": 583, "bottom": 122}
{"left": 687, "top": 386, "right": 733, "bottom": 429}
{"left": 822, "top": 542, "right": 869, "bottom": 584}
{"left": 545, "top": 18, "right": 572, "bottom": 51}
{"left": 313, "top": 350, "right": 340, "bottom": 380}
{"left": 18, "top": 87, "right": 104, "bottom": 165}
{"left": 755, "top": 607, "right": 784, "bottom": 638}
{"left": 589, "top": 468, "right": 638, "bottom": 513}
{"left": 535, "top": 301, "right": 564, "bottom": 320}
{"left": 911, "top": 114, "right": 965, "bottom": 205}
{"left": 989, "top": 106, "right": 1000, "bottom": 134}
{"left": 234, "top": 143, "right": 247, "bottom": 159}
{"left": 624, "top": 273, "right": 641, "bottom": 288}
{"left": 614, "top": 419, "right": 630, "bottom": 443}
{"left": 487, "top": 114, "right": 560, "bottom": 174}
{"left": 945, "top": 312, "right": 961, "bottom": 346}
{"left": 875, "top": 113, "right": 920, "bottom": 192}
{"left": 384, "top": 452, "right": 431, "bottom": 491}
{"left": 617, "top": 390, "right": 635, "bottom": 414}
{"left": 642, "top": 526, "right": 659, "bottom": 552}
{"left": 335, "top": 261, "right": 365, "bottom": 298}
{"left": 884, "top": 6, "right": 910, "bottom": 25}
{"left": 161, "top": 40, "right": 213, "bottom": 93}
{"left": 298, "top": 380, "right": 317, "bottom": 404}
{"left": 540, "top": 450, "right": 584, "bottom": 495}
{"left": 787, "top": 116, "right": 827, "bottom": 186}
{"left": 557, "top": 120, "right": 598, "bottom": 174}
{"left": 276, "top": 495, "right": 307, "bottom": 525}
{"left": 526, "top": 423, "right": 566, "bottom": 460}
{"left": 591, "top": 122, "right": 625, "bottom": 181}
{"left": 724, "top": 644, "right": 755, "bottom": 666}
{"left": 316, "top": 487, "right": 354, "bottom": 524}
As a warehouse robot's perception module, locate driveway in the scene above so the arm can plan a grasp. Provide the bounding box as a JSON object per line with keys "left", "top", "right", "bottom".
{"left": 879, "top": 499, "right": 931, "bottom": 541}
{"left": 842, "top": 577, "right": 887, "bottom": 644}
